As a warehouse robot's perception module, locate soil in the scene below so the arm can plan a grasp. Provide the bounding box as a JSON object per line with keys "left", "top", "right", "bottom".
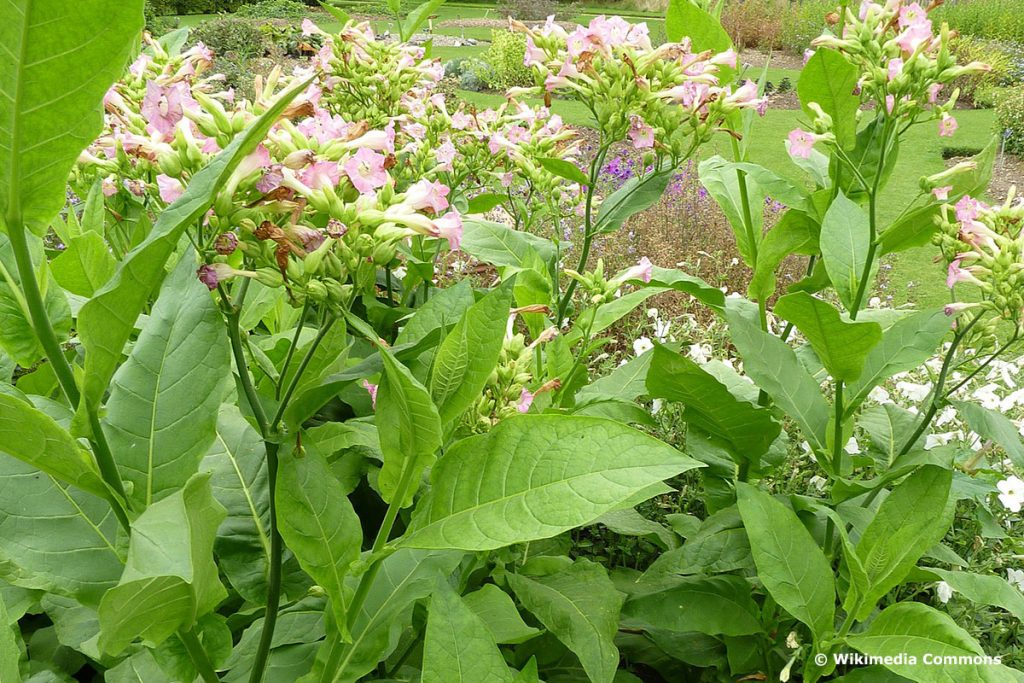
{"left": 950, "top": 151, "right": 1024, "bottom": 201}
{"left": 741, "top": 48, "right": 806, "bottom": 71}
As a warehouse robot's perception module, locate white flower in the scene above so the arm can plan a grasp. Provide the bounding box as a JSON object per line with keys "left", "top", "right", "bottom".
{"left": 868, "top": 296, "right": 881, "bottom": 308}
{"left": 896, "top": 381, "right": 932, "bottom": 402}
{"left": 653, "top": 318, "right": 672, "bottom": 343}
{"left": 996, "top": 476, "right": 1024, "bottom": 513}
{"left": 925, "top": 431, "right": 959, "bottom": 450}
{"left": 935, "top": 406, "right": 958, "bottom": 427}
{"left": 1008, "top": 568, "right": 1024, "bottom": 591}
{"left": 785, "top": 631, "right": 799, "bottom": 649}
{"left": 936, "top": 581, "right": 954, "bottom": 604}
{"left": 972, "top": 383, "right": 1002, "bottom": 410}
{"left": 633, "top": 336, "right": 654, "bottom": 356}
{"left": 651, "top": 398, "right": 663, "bottom": 415}
{"left": 646, "top": 307, "right": 658, "bottom": 318}
{"left": 867, "top": 386, "right": 892, "bottom": 404}
{"left": 688, "top": 343, "right": 710, "bottom": 364}
{"left": 809, "top": 475, "right": 827, "bottom": 492}
{"left": 844, "top": 437, "right": 861, "bottom": 455}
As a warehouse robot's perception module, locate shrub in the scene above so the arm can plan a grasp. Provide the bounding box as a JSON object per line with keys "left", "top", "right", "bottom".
{"left": 720, "top": 0, "right": 784, "bottom": 50}
{"left": 259, "top": 19, "right": 325, "bottom": 57}
{"left": 498, "top": 0, "right": 568, "bottom": 22}
{"left": 949, "top": 36, "right": 1014, "bottom": 105}
{"left": 775, "top": 0, "right": 835, "bottom": 52}
{"left": 934, "top": 0, "right": 1024, "bottom": 43}
{"left": 145, "top": 0, "right": 181, "bottom": 35}
{"left": 481, "top": 30, "right": 532, "bottom": 91}
{"left": 235, "top": 0, "right": 312, "bottom": 18}
{"left": 996, "top": 86, "right": 1024, "bottom": 155}
{"left": 190, "top": 16, "right": 270, "bottom": 59}
{"left": 458, "top": 67, "right": 487, "bottom": 92}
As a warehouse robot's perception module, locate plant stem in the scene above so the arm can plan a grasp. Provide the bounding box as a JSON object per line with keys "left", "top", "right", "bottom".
{"left": 6, "top": 224, "right": 130, "bottom": 524}
{"left": 276, "top": 298, "right": 311, "bottom": 400}
{"left": 849, "top": 121, "right": 893, "bottom": 318}
{"left": 944, "top": 327, "right": 1020, "bottom": 396}
{"left": 556, "top": 145, "right": 608, "bottom": 325}
{"left": 180, "top": 627, "right": 221, "bottom": 683}
{"left": 832, "top": 382, "right": 846, "bottom": 475}
{"left": 248, "top": 441, "right": 281, "bottom": 683}
{"left": 270, "top": 317, "right": 336, "bottom": 430}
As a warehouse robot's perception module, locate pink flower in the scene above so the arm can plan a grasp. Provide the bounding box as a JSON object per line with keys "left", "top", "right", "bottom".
{"left": 451, "top": 111, "right": 473, "bottom": 130}
{"left": 944, "top": 301, "right": 979, "bottom": 317}
{"left": 141, "top": 81, "right": 191, "bottom": 137}
{"left": 787, "top": 129, "right": 817, "bottom": 159}
{"left": 524, "top": 36, "right": 546, "bottom": 67}
{"left": 932, "top": 186, "right": 952, "bottom": 201}
{"left": 300, "top": 161, "right": 341, "bottom": 190}
{"left": 895, "top": 22, "right": 933, "bottom": 56}
{"left": 803, "top": 48, "right": 815, "bottom": 65}
{"left": 101, "top": 176, "right": 118, "bottom": 197}
{"left": 342, "top": 148, "right": 388, "bottom": 194}
{"left": 301, "top": 19, "right": 320, "bottom": 36}
{"left": 885, "top": 95, "right": 896, "bottom": 114}
{"left": 404, "top": 122, "right": 427, "bottom": 140}
{"left": 946, "top": 260, "right": 984, "bottom": 288}
{"left": 297, "top": 108, "right": 352, "bottom": 145}
{"left": 517, "top": 389, "right": 535, "bottom": 413}
{"left": 628, "top": 116, "right": 655, "bottom": 149}
{"left": 887, "top": 58, "right": 904, "bottom": 81}
{"left": 621, "top": 256, "right": 653, "bottom": 283}
{"left": 435, "top": 139, "right": 457, "bottom": 171}
{"left": 256, "top": 170, "right": 283, "bottom": 194}
{"left": 362, "top": 380, "right": 378, "bottom": 409}
{"left": 928, "top": 83, "right": 943, "bottom": 104}
{"left": 955, "top": 195, "right": 984, "bottom": 223}
{"left": 434, "top": 212, "right": 463, "bottom": 250}
{"left": 405, "top": 179, "right": 450, "bottom": 213}
{"left": 711, "top": 48, "right": 738, "bottom": 70}
{"left": 196, "top": 263, "right": 237, "bottom": 290}
{"left": 939, "top": 114, "right": 958, "bottom": 137}
{"left": 500, "top": 172, "right": 514, "bottom": 188}
{"left": 156, "top": 174, "right": 185, "bottom": 204}
{"left": 545, "top": 73, "right": 571, "bottom": 92}
{"left": 898, "top": 2, "right": 929, "bottom": 29}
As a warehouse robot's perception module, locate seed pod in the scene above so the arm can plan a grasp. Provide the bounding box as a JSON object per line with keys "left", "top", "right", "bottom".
{"left": 254, "top": 268, "right": 284, "bottom": 288}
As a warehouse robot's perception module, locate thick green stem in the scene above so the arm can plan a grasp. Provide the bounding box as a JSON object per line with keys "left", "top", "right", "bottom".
{"left": 270, "top": 317, "right": 335, "bottom": 431}
{"left": 832, "top": 382, "right": 846, "bottom": 475}
{"left": 180, "top": 627, "right": 221, "bottom": 683}
{"left": 248, "top": 441, "right": 281, "bottom": 683}
{"left": 850, "top": 121, "right": 893, "bottom": 319}
{"left": 7, "top": 225, "right": 130, "bottom": 524}
{"left": 276, "top": 298, "right": 311, "bottom": 400}
{"left": 556, "top": 146, "right": 609, "bottom": 325}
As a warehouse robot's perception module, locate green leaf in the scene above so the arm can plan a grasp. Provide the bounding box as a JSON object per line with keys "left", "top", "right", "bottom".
{"left": 664, "top": 0, "right": 734, "bottom": 81}
{"left": 0, "top": 233, "right": 71, "bottom": 366}
{"left": 846, "top": 603, "right": 1013, "bottom": 683}
{"left": 302, "top": 549, "right": 464, "bottom": 683}
{"left": 103, "top": 254, "right": 230, "bottom": 508}
{"left": 594, "top": 507, "right": 675, "bottom": 549}
{"left": 377, "top": 349, "right": 443, "bottom": 507}
{"left": 578, "top": 351, "right": 652, "bottom": 403}
{"left": 749, "top": 209, "right": 820, "bottom": 300}
{"left": 463, "top": 585, "right": 541, "bottom": 645}
{"left": 0, "top": 0, "right": 143, "bottom": 234}
{"left": 424, "top": 585, "right": 515, "bottom": 683}
{"left": 50, "top": 231, "right": 117, "bottom": 297}
{"left": 845, "top": 309, "right": 952, "bottom": 413}
{"left": 643, "top": 266, "right": 726, "bottom": 311}
{"left": 200, "top": 405, "right": 270, "bottom": 603}
{"left": 853, "top": 465, "right": 954, "bottom": 620}
{"left": 461, "top": 219, "right": 557, "bottom": 268}
{"left": 509, "top": 559, "right": 624, "bottom": 683}
{"left": 396, "top": 279, "right": 475, "bottom": 346}
{"left": 0, "top": 457, "right": 122, "bottom": 605}
{"left": 401, "top": 415, "right": 701, "bottom": 550}
{"left": 951, "top": 401, "right": 1024, "bottom": 468}
{"left": 75, "top": 76, "right": 311, "bottom": 435}
{"left": 400, "top": 0, "right": 446, "bottom": 41}
{"left": 282, "top": 354, "right": 383, "bottom": 431}
{"left": 430, "top": 279, "right": 513, "bottom": 428}
{"left": 921, "top": 568, "right": 1024, "bottom": 621}
{"left": 622, "top": 575, "right": 761, "bottom": 636}
{"left": 725, "top": 298, "right": 830, "bottom": 452}
{"left": 0, "top": 393, "right": 110, "bottom": 498}
{"left": 595, "top": 165, "right": 675, "bottom": 235}
{"left": 318, "top": 1, "right": 350, "bottom": 24}
{"left": 698, "top": 156, "right": 766, "bottom": 267}
{"left": 467, "top": 193, "right": 507, "bottom": 214}
{"left": 277, "top": 445, "right": 362, "bottom": 639}
{"left": 736, "top": 483, "right": 835, "bottom": 641}
{"left": 0, "top": 590, "right": 23, "bottom": 682}
{"left": 819, "top": 191, "right": 873, "bottom": 311}
{"left": 643, "top": 506, "right": 753, "bottom": 579}
{"left": 537, "top": 157, "right": 589, "bottom": 186}
{"left": 105, "top": 649, "right": 173, "bottom": 683}
{"left": 775, "top": 291, "right": 882, "bottom": 382}
{"left": 798, "top": 49, "right": 860, "bottom": 149}
{"left": 646, "top": 345, "right": 780, "bottom": 460}
{"left": 98, "top": 473, "right": 227, "bottom": 654}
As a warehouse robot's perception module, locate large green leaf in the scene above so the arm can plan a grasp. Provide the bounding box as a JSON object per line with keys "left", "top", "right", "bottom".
{"left": 952, "top": 401, "right": 1024, "bottom": 468}
{"left": 846, "top": 603, "right": 1013, "bottom": 683}
{"left": 775, "top": 291, "right": 882, "bottom": 382}
{"left": 0, "top": 457, "right": 123, "bottom": 605}
{"left": 277, "top": 445, "right": 362, "bottom": 638}
{"left": 460, "top": 219, "right": 557, "bottom": 268}
{"left": 622, "top": 575, "right": 761, "bottom": 636}
{"left": 798, "top": 49, "right": 860, "bottom": 149}
{"left": 665, "top": 0, "right": 734, "bottom": 81}
{"left": 749, "top": 209, "right": 820, "bottom": 300}
{"left": 736, "top": 483, "right": 835, "bottom": 641}
{"left": 0, "top": 590, "right": 21, "bottom": 683}
{"left": 377, "top": 349, "right": 443, "bottom": 507}
{"left": 103, "top": 254, "right": 230, "bottom": 508}
{"left": 395, "top": 279, "right": 475, "bottom": 346}
{"left": 50, "top": 231, "right": 117, "bottom": 297}
{"left": 845, "top": 310, "right": 952, "bottom": 413}
{"left": 853, "top": 465, "right": 954, "bottom": 620}
{"left": 509, "top": 559, "right": 623, "bottom": 683}
{"left": 401, "top": 415, "right": 701, "bottom": 550}
{"left": 698, "top": 156, "right": 766, "bottom": 267}
{"left": 0, "top": 233, "right": 71, "bottom": 366}
{"left": 423, "top": 585, "right": 514, "bottom": 683}
{"left": 200, "top": 405, "right": 270, "bottom": 603}
{"left": 0, "top": 0, "right": 143, "bottom": 234}
{"left": 646, "top": 345, "right": 780, "bottom": 461}
{"left": 98, "top": 473, "right": 227, "bottom": 655}
{"left": 463, "top": 585, "right": 541, "bottom": 645}
{"left": 0, "top": 393, "right": 108, "bottom": 498}
{"left": 302, "top": 549, "right": 464, "bottom": 683}
{"left": 919, "top": 568, "right": 1024, "bottom": 621}
{"left": 595, "top": 164, "right": 675, "bottom": 235}
{"left": 725, "top": 299, "right": 830, "bottom": 452}
{"left": 819, "top": 191, "right": 873, "bottom": 311}
{"left": 430, "top": 279, "right": 513, "bottom": 428}
{"left": 75, "top": 76, "right": 311, "bottom": 435}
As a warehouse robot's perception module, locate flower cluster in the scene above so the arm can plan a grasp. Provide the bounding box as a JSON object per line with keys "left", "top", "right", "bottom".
{"left": 564, "top": 256, "right": 654, "bottom": 305}
{"left": 935, "top": 189, "right": 1024, "bottom": 321}
{"left": 514, "top": 15, "right": 766, "bottom": 160}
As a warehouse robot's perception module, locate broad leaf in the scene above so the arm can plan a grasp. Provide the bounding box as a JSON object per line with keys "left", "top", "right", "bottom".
{"left": 846, "top": 603, "right": 1012, "bottom": 682}
{"left": 819, "top": 191, "right": 872, "bottom": 311}
{"left": 725, "top": 299, "right": 830, "bottom": 452}
{"left": 736, "top": 483, "right": 835, "bottom": 641}
{"left": 853, "top": 465, "right": 955, "bottom": 620}
{"left": 395, "top": 279, "right": 475, "bottom": 346}
{"left": 775, "top": 291, "right": 882, "bottom": 382}
{"left": 75, "top": 76, "right": 311, "bottom": 435}
{"left": 646, "top": 345, "right": 780, "bottom": 461}
{"left": 377, "top": 349, "right": 443, "bottom": 507}
{"left": 0, "top": 591, "right": 20, "bottom": 683}
{"left": 537, "top": 157, "right": 588, "bottom": 185}
{"left": 50, "top": 231, "right": 117, "bottom": 297}
{"left": 0, "top": 233, "right": 71, "bottom": 366}
{"left": 463, "top": 585, "right": 541, "bottom": 645}
{"left": 423, "top": 585, "right": 514, "bottom": 683}
{"left": 0, "top": 0, "right": 143, "bottom": 234}
{"left": 430, "top": 279, "right": 514, "bottom": 428}
{"left": 595, "top": 165, "right": 675, "bottom": 235}
{"left": 622, "top": 575, "right": 761, "bottom": 636}
{"left": 400, "top": 0, "right": 446, "bottom": 41}
{"left": 277, "top": 445, "right": 362, "bottom": 638}
{"left": 698, "top": 156, "right": 766, "bottom": 267}
{"left": 749, "top": 209, "right": 820, "bottom": 300}
{"left": 952, "top": 401, "right": 1024, "bottom": 468}
{"left": 98, "top": 473, "right": 227, "bottom": 654}
{"left": 919, "top": 568, "right": 1024, "bottom": 621}
{"left": 665, "top": 0, "right": 734, "bottom": 81}
{"left": 798, "top": 49, "right": 860, "bottom": 149}
{"left": 104, "top": 254, "right": 230, "bottom": 508}
{"left": 509, "top": 559, "right": 623, "bottom": 683}
{"left": 461, "top": 219, "right": 557, "bottom": 267}
{"left": 401, "top": 415, "right": 701, "bottom": 550}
